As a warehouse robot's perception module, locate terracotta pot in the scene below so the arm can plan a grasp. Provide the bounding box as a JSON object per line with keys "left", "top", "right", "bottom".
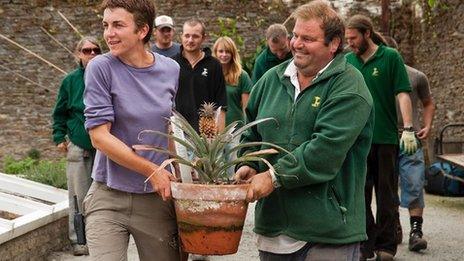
{"left": 171, "top": 182, "right": 249, "bottom": 255}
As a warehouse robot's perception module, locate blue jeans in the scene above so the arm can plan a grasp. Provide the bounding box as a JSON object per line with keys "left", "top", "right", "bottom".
{"left": 398, "top": 148, "right": 425, "bottom": 209}
{"left": 259, "top": 242, "right": 360, "bottom": 261}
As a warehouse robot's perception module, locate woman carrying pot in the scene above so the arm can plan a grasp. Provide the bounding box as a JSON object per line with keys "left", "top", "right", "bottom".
{"left": 82, "top": 0, "right": 180, "bottom": 260}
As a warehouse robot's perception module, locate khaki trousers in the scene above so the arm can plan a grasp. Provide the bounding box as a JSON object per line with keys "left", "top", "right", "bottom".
{"left": 83, "top": 181, "right": 180, "bottom": 261}
{"left": 66, "top": 142, "right": 94, "bottom": 244}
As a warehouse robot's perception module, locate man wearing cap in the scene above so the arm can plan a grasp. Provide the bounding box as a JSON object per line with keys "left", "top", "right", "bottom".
{"left": 152, "top": 15, "right": 181, "bottom": 58}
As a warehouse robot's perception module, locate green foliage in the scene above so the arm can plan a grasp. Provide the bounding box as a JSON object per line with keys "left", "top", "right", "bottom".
{"left": 27, "top": 148, "right": 41, "bottom": 160}
{"left": 242, "top": 39, "right": 266, "bottom": 76}
{"left": 3, "top": 156, "right": 67, "bottom": 189}
{"left": 428, "top": 0, "right": 437, "bottom": 8}
{"left": 426, "top": 0, "right": 449, "bottom": 10}
{"left": 209, "top": 16, "right": 268, "bottom": 76}
{"left": 22, "top": 159, "right": 67, "bottom": 189}
{"left": 3, "top": 156, "right": 37, "bottom": 174}
{"left": 211, "top": 17, "right": 244, "bottom": 49}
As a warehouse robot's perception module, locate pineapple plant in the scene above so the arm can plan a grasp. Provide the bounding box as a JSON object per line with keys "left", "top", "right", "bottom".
{"left": 132, "top": 102, "right": 297, "bottom": 255}
{"left": 198, "top": 102, "right": 217, "bottom": 139}
{"left": 133, "top": 102, "right": 295, "bottom": 184}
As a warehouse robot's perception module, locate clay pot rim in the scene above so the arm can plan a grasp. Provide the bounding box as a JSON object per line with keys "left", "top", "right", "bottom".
{"left": 171, "top": 182, "right": 250, "bottom": 201}
{"left": 171, "top": 182, "right": 250, "bottom": 188}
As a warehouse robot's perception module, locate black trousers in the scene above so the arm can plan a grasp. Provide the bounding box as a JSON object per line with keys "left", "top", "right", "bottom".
{"left": 361, "top": 144, "right": 399, "bottom": 256}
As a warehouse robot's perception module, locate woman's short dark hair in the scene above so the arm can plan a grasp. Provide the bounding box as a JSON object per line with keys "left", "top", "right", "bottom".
{"left": 100, "top": 0, "right": 156, "bottom": 44}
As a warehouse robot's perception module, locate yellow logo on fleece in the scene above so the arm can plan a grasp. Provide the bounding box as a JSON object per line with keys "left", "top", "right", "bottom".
{"left": 372, "top": 67, "right": 379, "bottom": 76}
{"left": 312, "top": 96, "right": 321, "bottom": 108}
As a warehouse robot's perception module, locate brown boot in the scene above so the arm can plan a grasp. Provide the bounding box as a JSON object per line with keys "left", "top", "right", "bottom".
{"left": 72, "top": 244, "right": 89, "bottom": 256}
{"left": 409, "top": 230, "right": 427, "bottom": 252}
{"left": 376, "top": 250, "right": 394, "bottom": 261}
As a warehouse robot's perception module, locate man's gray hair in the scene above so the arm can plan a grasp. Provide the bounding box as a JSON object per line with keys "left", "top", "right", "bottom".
{"left": 265, "top": 24, "right": 288, "bottom": 43}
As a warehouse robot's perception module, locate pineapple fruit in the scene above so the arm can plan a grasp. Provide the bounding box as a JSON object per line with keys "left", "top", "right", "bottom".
{"left": 199, "top": 102, "right": 218, "bottom": 139}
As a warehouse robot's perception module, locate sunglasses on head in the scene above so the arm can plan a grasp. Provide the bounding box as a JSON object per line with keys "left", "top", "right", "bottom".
{"left": 81, "top": 47, "right": 101, "bottom": 55}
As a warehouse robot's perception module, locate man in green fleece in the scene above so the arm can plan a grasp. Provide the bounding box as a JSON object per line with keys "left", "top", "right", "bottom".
{"left": 235, "top": 1, "right": 374, "bottom": 260}
{"left": 251, "top": 23, "right": 292, "bottom": 84}
{"left": 52, "top": 37, "right": 99, "bottom": 256}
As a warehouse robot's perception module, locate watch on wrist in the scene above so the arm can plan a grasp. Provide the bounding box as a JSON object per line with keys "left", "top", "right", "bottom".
{"left": 404, "top": 126, "right": 414, "bottom": 132}
{"left": 268, "top": 169, "right": 281, "bottom": 188}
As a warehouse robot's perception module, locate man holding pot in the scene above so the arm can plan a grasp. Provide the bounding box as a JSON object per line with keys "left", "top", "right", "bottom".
{"left": 235, "top": 1, "right": 374, "bottom": 260}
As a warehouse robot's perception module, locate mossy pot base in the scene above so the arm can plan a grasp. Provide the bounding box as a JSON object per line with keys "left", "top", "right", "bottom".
{"left": 171, "top": 182, "right": 249, "bottom": 255}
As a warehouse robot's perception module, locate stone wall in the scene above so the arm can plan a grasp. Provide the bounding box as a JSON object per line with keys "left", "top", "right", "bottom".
{"left": 0, "top": 0, "right": 303, "bottom": 162}
{"left": 0, "top": 0, "right": 103, "bottom": 162}
{"left": 0, "top": 0, "right": 462, "bottom": 162}
{"left": 414, "top": 0, "right": 464, "bottom": 145}
{"left": 0, "top": 217, "right": 68, "bottom": 260}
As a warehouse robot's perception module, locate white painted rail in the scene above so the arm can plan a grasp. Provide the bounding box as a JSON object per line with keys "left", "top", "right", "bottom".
{"left": 0, "top": 172, "right": 68, "bottom": 245}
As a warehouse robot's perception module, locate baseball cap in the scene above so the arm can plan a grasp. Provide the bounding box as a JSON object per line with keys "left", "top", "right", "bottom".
{"left": 155, "top": 15, "right": 174, "bottom": 28}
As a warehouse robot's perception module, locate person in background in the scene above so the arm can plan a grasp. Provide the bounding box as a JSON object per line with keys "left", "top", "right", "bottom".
{"left": 345, "top": 15, "right": 418, "bottom": 261}
{"left": 235, "top": 1, "right": 374, "bottom": 260}
{"left": 83, "top": 0, "right": 180, "bottom": 259}
{"left": 252, "top": 23, "right": 292, "bottom": 84}
{"left": 384, "top": 36, "right": 435, "bottom": 253}
{"left": 173, "top": 18, "right": 227, "bottom": 133}
{"left": 151, "top": 15, "right": 180, "bottom": 58}
{"left": 52, "top": 36, "right": 100, "bottom": 256}
{"left": 213, "top": 36, "right": 252, "bottom": 174}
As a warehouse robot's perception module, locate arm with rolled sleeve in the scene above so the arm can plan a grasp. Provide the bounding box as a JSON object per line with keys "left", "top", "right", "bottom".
{"left": 84, "top": 59, "right": 174, "bottom": 200}
{"left": 391, "top": 54, "right": 418, "bottom": 154}
{"left": 84, "top": 61, "right": 114, "bottom": 130}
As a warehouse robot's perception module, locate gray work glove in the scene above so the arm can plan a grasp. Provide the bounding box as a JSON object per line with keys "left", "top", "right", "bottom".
{"left": 400, "top": 130, "right": 418, "bottom": 155}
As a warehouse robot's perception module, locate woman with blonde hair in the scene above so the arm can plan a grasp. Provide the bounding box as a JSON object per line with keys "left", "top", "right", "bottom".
{"left": 213, "top": 36, "right": 252, "bottom": 127}
{"left": 213, "top": 36, "right": 252, "bottom": 173}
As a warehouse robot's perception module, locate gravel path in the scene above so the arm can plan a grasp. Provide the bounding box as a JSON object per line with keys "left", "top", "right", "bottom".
{"left": 47, "top": 194, "right": 464, "bottom": 261}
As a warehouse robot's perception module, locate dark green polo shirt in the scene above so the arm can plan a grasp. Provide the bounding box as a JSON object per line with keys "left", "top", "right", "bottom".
{"left": 346, "top": 45, "right": 411, "bottom": 145}
{"left": 226, "top": 71, "right": 252, "bottom": 126}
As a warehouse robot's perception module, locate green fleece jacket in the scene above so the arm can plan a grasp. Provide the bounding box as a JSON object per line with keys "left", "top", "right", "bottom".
{"left": 251, "top": 46, "right": 292, "bottom": 84}
{"left": 52, "top": 67, "right": 93, "bottom": 151}
{"left": 240, "top": 54, "right": 374, "bottom": 244}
